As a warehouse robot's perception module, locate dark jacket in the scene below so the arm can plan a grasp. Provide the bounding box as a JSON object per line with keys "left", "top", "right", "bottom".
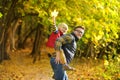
{"left": 55, "top": 32, "right": 79, "bottom": 64}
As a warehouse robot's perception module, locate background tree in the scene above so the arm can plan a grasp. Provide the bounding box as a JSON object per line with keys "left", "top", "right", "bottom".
{"left": 0, "top": 0, "right": 19, "bottom": 62}
{"left": 0, "top": 0, "right": 120, "bottom": 63}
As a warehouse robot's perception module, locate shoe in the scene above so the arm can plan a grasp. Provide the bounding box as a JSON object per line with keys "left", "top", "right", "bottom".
{"left": 52, "top": 74, "right": 55, "bottom": 79}
{"left": 47, "top": 53, "right": 52, "bottom": 58}
{"left": 63, "top": 64, "right": 76, "bottom": 71}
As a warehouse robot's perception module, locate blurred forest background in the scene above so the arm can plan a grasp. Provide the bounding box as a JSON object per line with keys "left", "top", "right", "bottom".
{"left": 0, "top": 0, "right": 120, "bottom": 80}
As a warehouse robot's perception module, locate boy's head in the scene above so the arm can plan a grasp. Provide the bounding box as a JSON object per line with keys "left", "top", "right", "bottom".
{"left": 58, "top": 23, "right": 68, "bottom": 34}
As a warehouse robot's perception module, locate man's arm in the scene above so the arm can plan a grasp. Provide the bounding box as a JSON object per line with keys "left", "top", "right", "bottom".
{"left": 55, "top": 34, "right": 72, "bottom": 64}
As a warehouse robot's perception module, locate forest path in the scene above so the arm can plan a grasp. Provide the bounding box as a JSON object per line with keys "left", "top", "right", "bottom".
{"left": 0, "top": 48, "right": 104, "bottom": 80}
{"left": 0, "top": 49, "right": 54, "bottom": 80}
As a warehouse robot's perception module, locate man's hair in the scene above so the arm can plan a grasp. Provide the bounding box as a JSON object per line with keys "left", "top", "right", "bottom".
{"left": 74, "top": 26, "right": 85, "bottom": 30}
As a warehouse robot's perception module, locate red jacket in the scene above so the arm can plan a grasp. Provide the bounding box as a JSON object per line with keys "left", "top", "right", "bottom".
{"left": 46, "top": 30, "right": 63, "bottom": 48}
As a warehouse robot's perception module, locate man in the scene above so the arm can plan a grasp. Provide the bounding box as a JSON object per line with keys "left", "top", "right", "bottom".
{"left": 50, "top": 26, "right": 85, "bottom": 80}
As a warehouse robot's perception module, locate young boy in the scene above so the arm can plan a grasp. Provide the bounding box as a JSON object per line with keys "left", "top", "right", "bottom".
{"left": 46, "top": 22, "right": 74, "bottom": 71}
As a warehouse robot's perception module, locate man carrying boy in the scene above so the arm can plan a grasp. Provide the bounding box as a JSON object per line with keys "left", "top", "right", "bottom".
{"left": 50, "top": 26, "right": 85, "bottom": 80}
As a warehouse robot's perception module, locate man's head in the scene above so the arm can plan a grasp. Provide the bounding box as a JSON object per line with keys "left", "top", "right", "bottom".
{"left": 73, "top": 26, "right": 85, "bottom": 39}
{"left": 58, "top": 23, "right": 68, "bottom": 34}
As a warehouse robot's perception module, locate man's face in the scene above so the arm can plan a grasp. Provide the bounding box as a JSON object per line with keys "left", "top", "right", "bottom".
{"left": 74, "top": 28, "right": 84, "bottom": 39}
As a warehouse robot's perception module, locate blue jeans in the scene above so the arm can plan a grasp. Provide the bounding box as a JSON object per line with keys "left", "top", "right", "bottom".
{"left": 50, "top": 57, "right": 68, "bottom": 80}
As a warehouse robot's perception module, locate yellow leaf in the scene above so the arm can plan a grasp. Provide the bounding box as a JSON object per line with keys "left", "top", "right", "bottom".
{"left": 104, "top": 60, "right": 109, "bottom": 66}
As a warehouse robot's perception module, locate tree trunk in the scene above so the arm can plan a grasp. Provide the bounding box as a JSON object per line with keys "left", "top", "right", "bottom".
{"left": 85, "top": 41, "right": 95, "bottom": 58}
{"left": 30, "top": 23, "right": 44, "bottom": 63}
{"left": 17, "top": 23, "right": 23, "bottom": 49}
{"left": 0, "top": 0, "right": 18, "bottom": 63}
{"left": 9, "top": 19, "right": 22, "bottom": 51}
{"left": 22, "top": 27, "right": 36, "bottom": 49}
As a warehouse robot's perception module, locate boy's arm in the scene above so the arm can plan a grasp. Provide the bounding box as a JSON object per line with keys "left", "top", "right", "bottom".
{"left": 51, "top": 10, "right": 58, "bottom": 32}
{"left": 50, "top": 16, "right": 58, "bottom": 33}
{"left": 52, "top": 16, "right": 58, "bottom": 32}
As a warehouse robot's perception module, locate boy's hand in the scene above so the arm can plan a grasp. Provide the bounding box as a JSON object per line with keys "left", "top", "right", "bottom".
{"left": 51, "top": 10, "right": 59, "bottom": 25}
{"left": 51, "top": 10, "right": 59, "bottom": 18}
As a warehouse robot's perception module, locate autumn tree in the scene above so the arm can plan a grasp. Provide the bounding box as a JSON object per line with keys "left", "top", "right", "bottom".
{"left": 0, "top": 0, "right": 19, "bottom": 62}
{"left": 0, "top": 0, "right": 120, "bottom": 63}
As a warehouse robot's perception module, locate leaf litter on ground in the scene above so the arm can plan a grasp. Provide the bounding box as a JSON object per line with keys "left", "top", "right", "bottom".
{"left": 0, "top": 48, "right": 119, "bottom": 80}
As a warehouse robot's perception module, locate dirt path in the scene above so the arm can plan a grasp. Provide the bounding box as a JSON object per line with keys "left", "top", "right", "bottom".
{"left": 0, "top": 49, "right": 55, "bottom": 80}
{"left": 0, "top": 49, "right": 112, "bottom": 80}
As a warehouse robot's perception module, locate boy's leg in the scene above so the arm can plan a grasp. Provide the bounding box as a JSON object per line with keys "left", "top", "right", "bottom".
{"left": 63, "top": 64, "right": 76, "bottom": 71}
{"left": 60, "top": 50, "right": 76, "bottom": 71}
{"left": 60, "top": 50, "right": 66, "bottom": 64}
{"left": 46, "top": 47, "right": 55, "bottom": 58}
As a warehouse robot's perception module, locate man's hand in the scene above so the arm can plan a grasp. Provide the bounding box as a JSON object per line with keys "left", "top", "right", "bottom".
{"left": 55, "top": 51, "right": 61, "bottom": 64}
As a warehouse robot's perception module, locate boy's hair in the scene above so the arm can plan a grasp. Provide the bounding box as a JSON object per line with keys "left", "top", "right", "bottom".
{"left": 74, "top": 26, "right": 85, "bottom": 30}
{"left": 58, "top": 23, "right": 68, "bottom": 30}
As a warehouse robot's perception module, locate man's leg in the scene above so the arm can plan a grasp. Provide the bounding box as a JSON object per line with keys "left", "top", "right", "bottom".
{"left": 50, "top": 57, "right": 56, "bottom": 78}
{"left": 55, "top": 64, "right": 68, "bottom": 80}
{"left": 50, "top": 57, "right": 68, "bottom": 80}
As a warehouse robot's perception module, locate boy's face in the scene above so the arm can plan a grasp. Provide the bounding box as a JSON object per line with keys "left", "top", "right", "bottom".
{"left": 59, "top": 27, "right": 68, "bottom": 34}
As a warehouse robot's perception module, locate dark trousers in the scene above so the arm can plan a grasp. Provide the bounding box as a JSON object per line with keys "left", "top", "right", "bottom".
{"left": 50, "top": 57, "right": 68, "bottom": 80}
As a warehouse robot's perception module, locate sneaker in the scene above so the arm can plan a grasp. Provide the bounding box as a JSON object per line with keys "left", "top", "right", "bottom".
{"left": 47, "top": 53, "right": 52, "bottom": 58}
{"left": 52, "top": 74, "right": 55, "bottom": 79}
{"left": 63, "top": 64, "right": 76, "bottom": 71}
